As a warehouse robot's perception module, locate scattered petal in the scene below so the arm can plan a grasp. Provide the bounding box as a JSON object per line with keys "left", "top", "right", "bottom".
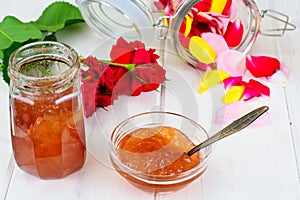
{"left": 210, "top": 0, "right": 230, "bottom": 14}
{"left": 267, "top": 70, "right": 288, "bottom": 87}
{"left": 191, "top": 20, "right": 212, "bottom": 36}
{"left": 246, "top": 79, "right": 270, "bottom": 96}
{"left": 222, "top": 0, "right": 232, "bottom": 15}
{"left": 179, "top": 17, "right": 193, "bottom": 49}
{"left": 214, "top": 101, "right": 270, "bottom": 125}
{"left": 222, "top": 85, "right": 245, "bottom": 104}
{"left": 199, "top": 69, "right": 230, "bottom": 93}
{"left": 164, "top": 0, "right": 174, "bottom": 15}
{"left": 194, "top": 12, "right": 230, "bottom": 33}
{"left": 223, "top": 76, "right": 242, "bottom": 90}
{"left": 246, "top": 55, "right": 280, "bottom": 78}
{"left": 228, "top": 2, "right": 237, "bottom": 20}
{"left": 197, "top": 62, "right": 213, "bottom": 71}
{"left": 223, "top": 19, "right": 244, "bottom": 47}
{"left": 242, "top": 87, "right": 261, "bottom": 101}
{"left": 189, "top": 36, "right": 217, "bottom": 64}
{"left": 279, "top": 64, "right": 290, "bottom": 77}
{"left": 153, "top": 0, "right": 164, "bottom": 10}
{"left": 184, "top": 14, "right": 193, "bottom": 37}
{"left": 201, "top": 32, "right": 229, "bottom": 54}
{"left": 216, "top": 49, "right": 246, "bottom": 76}
{"left": 192, "top": 0, "right": 212, "bottom": 12}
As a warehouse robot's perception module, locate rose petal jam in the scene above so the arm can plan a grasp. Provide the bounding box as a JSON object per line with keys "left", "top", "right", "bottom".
{"left": 113, "top": 126, "right": 202, "bottom": 192}
{"left": 9, "top": 50, "right": 86, "bottom": 179}
{"left": 11, "top": 87, "right": 86, "bottom": 179}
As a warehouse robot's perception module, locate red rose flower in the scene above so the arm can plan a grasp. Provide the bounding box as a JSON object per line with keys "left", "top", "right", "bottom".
{"left": 130, "top": 63, "right": 166, "bottom": 96}
{"left": 81, "top": 56, "right": 104, "bottom": 117}
{"left": 80, "top": 37, "right": 166, "bottom": 117}
{"left": 81, "top": 56, "right": 116, "bottom": 116}
{"left": 111, "top": 66, "right": 132, "bottom": 96}
{"left": 110, "top": 37, "right": 145, "bottom": 64}
{"left": 109, "top": 37, "right": 165, "bottom": 96}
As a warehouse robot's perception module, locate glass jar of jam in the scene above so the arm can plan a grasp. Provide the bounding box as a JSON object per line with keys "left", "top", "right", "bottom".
{"left": 8, "top": 41, "right": 86, "bottom": 179}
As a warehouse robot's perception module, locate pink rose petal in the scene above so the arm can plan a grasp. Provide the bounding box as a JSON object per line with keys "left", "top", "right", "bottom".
{"left": 267, "top": 70, "right": 288, "bottom": 86}
{"left": 164, "top": 0, "right": 173, "bottom": 15}
{"left": 223, "top": 76, "right": 242, "bottom": 90}
{"left": 214, "top": 101, "right": 270, "bottom": 126}
{"left": 279, "top": 64, "right": 290, "bottom": 77}
{"left": 197, "top": 62, "right": 213, "bottom": 71}
{"left": 228, "top": 2, "right": 237, "bottom": 19}
{"left": 242, "top": 87, "right": 261, "bottom": 101}
{"left": 194, "top": 12, "right": 230, "bottom": 33}
{"left": 217, "top": 49, "right": 246, "bottom": 76}
{"left": 201, "top": 32, "right": 229, "bottom": 54}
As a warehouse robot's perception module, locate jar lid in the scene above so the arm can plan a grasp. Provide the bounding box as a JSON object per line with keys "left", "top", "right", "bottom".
{"left": 76, "top": 0, "right": 155, "bottom": 40}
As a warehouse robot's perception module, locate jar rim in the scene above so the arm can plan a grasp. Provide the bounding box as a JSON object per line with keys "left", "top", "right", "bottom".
{"left": 8, "top": 41, "right": 79, "bottom": 85}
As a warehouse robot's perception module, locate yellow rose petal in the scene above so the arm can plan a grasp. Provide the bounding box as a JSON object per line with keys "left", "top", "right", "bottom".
{"left": 210, "top": 0, "right": 228, "bottom": 14}
{"left": 184, "top": 15, "right": 193, "bottom": 37}
{"left": 198, "top": 70, "right": 230, "bottom": 93}
{"left": 164, "top": 17, "right": 169, "bottom": 27}
{"left": 222, "top": 86, "right": 245, "bottom": 104}
{"left": 189, "top": 36, "right": 217, "bottom": 64}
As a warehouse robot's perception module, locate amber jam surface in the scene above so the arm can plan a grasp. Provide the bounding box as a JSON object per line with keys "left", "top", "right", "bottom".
{"left": 11, "top": 87, "right": 86, "bottom": 179}
{"left": 113, "top": 126, "right": 202, "bottom": 192}
{"left": 117, "top": 126, "right": 200, "bottom": 175}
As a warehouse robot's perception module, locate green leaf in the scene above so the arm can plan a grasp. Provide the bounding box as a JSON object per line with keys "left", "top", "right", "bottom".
{"left": 1, "top": 42, "right": 24, "bottom": 85}
{"left": 0, "top": 50, "right": 3, "bottom": 59}
{"left": 34, "top": 2, "right": 85, "bottom": 32}
{"left": 0, "top": 16, "right": 43, "bottom": 50}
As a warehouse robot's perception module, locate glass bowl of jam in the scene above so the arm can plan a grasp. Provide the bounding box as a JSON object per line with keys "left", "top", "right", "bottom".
{"left": 109, "top": 111, "right": 212, "bottom": 193}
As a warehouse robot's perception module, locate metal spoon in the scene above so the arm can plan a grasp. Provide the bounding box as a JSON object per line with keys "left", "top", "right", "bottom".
{"left": 187, "top": 106, "right": 269, "bottom": 156}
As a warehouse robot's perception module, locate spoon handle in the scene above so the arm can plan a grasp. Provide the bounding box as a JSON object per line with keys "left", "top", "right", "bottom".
{"left": 187, "top": 106, "right": 269, "bottom": 156}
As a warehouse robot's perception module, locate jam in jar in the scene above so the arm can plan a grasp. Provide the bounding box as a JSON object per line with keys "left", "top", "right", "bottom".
{"left": 8, "top": 41, "right": 86, "bottom": 179}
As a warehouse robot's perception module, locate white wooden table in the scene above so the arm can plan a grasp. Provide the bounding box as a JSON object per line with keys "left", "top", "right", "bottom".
{"left": 1, "top": 0, "right": 300, "bottom": 199}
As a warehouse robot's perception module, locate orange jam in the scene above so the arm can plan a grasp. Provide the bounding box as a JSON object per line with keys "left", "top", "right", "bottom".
{"left": 114, "top": 126, "right": 202, "bottom": 192}
{"left": 11, "top": 88, "right": 86, "bottom": 179}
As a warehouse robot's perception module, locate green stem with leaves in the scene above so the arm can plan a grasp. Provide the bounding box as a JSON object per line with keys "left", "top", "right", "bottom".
{"left": 79, "top": 56, "right": 136, "bottom": 71}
